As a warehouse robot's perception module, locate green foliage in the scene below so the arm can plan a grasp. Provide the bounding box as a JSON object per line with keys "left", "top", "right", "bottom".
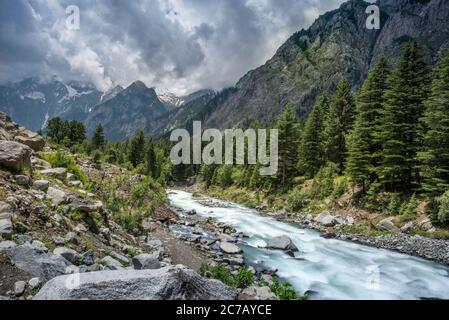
{"left": 47, "top": 117, "right": 86, "bottom": 147}
{"left": 200, "top": 264, "right": 253, "bottom": 289}
{"left": 346, "top": 57, "right": 390, "bottom": 190}
{"left": 268, "top": 277, "right": 306, "bottom": 300}
{"left": 377, "top": 41, "right": 430, "bottom": 191}
{"left": 323, "top": 78, "right": 356, "bottom": 173}
{"left": 419, "top": 49, "right": 449, "bottom": 196}
{"left": 235, "top": 267, "right": 254, "bottom": 289}
{"left": 286, "top": 187, "right": 308, "bottom": 212}
{"left": 128, "top": 130, "right": 146, "bottom": 167}
{"left": 310, "top": 162, "right": 338, "bottom": 199}
{"left": 39, "top": 151, "right": 86, "bottom": 183}
{"left": 298, "top": 93, "right": 328, "bottom": 178}
{"left": 401, "top": 194, "right": 418, "bottom": 217}
{"left": 91, "top": 124, "right": 106, "bottom": 149}
{"left": 436, "top": 190, "right": 449, "bottom": 225}
{"left": 386, "top": 193, "right": 402, "bottom": 215}
{"left": 213, "top": 165, "right": 234, "bottom": 188}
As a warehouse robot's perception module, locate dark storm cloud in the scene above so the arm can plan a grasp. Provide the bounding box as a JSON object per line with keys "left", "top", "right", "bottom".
{"left": 0, "top": 0, "right": 345, "bottom": 94}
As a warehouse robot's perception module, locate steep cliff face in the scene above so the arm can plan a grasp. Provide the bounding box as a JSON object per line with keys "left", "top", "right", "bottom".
{"left": 202, "top": 0, "right": 449, "bottom": 129}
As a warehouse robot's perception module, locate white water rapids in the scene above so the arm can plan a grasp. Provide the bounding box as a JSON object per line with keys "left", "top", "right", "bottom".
{"left": 168, "top": 190, "right": 449, "bottom": 300}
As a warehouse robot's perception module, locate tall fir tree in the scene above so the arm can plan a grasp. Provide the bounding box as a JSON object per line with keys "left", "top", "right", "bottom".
{"left": 298, "top": 93, "right": 329, "bottom": 178}
{"left": 145, "top": 140, "right": 158, "bottom": 178}
{"left": 419, "top": 49, "right": 449, "bottom": 196}
{"left": 91, "top": 124, "right": 106, "bottom": 149}
{"left": 377, "top": 41, "right": 431, "bottom": 191}
{"left": 275, "top": 105, "right": 301, "bottom": 187}
{"left": 323, "top": 78, "right": 356, "bottom": 173}
{"left": 346, "top": 57, "right": 391, "bottom": 189}
{"left": 128, "top": 130, "right": 146, "bottom": 167}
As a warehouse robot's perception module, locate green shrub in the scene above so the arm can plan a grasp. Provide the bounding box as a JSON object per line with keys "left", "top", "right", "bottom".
{"left": 269, "top": 277, "right": 306, "bottom": 300}
{"left": 235, "top": 267, "right": 254, "bottom": 289}
{"left": 200, "top": 264, "right": 254, "bottom": 289}
{"left": 401, "top": 194, "right": 418, "bottom": 217}
{"left": 311, "top": 163, "right": 338, "bottom": 199}
{"left": 286, "top": 187, "right": 308, "bottom": 212}
{"left": 436, "top": 190, "right": 449, "bottom": 224}
{"left": 39, "top": 151, "right": 86, "bottom": 183}
{"left": 386, "top": 193, "right": 402, "bottom": 215}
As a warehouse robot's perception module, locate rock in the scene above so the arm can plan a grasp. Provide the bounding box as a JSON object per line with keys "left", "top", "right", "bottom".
{"left": 220, "top": 234, "right": 237, "bottom": 243}
{"left": 145, "top": 238, "right": 163, "bottom": 250}
{"left": 419, "top": 218, "right": 434, "bottom": 232}
{"left": 53, "top": 247, "right": 81, "bottom": 265}
{"left": 377, "top": 218, "right": 400, "bottom": 232}
{"left": 100, "top": 256, "right": 124, "bottom": 270}
{"left": 68, "top": 197, "right": 102, "bottom": 213}
{"left": 401, "top": 221, "right": 416, "bottom": 233}
{"left": 33, "top": 180, "right": 49, "bottom": 192}
{"left": 266, "top": 235, "right": 298, "bottom": 252}
{"left": 0, "top": 202, "right": 13, "bottom": 237}
{"left": 46, "top": 187, "right": 68, "bottom": 206}
{"left": 0, "top": 240, "right": 16, "bottom": 250}
{"left": 66, "top": 173, "right": 78, "bottom": 182}
{"left": 254, "top": 286, "right": 277, "bottom": 300}
{"left": 52, "top": 236, "right": 65, "bottom": 246}
{"left": 346, "top": 216, "right": 355, "bottom": 225}
{"left": 260, "top": 274, "right": 274, "bottom": 285}
{"left": 132, "top": 254, "right": 161, "bottom": 270}
{"left": 186, "top": 209, "right": 197, "bottom": 216}
{"left": 109, "top": 251, "right": 130, "bottom": 265}
{"left": 0, "top": 140, "right": 32, "bottom": 172}
{"left": 65, "top": 265, "right": 80, "bottom": 274}
{"left": 81, "top": 251, "right": 95, "bottom": 266}
{"left": 34, "top": 265, "right": 238, "bottom": 300}
{"left": 314, "top": 211, "right": 338, "bottom": 227}
{"left": 40, "top": 168, "right": 67, "bottom": 181}
{"left": 69, "top": 180, "right": 83, "bottom": 187}
{"left": 31, "top": 240, "right": 48, "bottom": 253}
{"left": 14, "top": 175, "right": 30, "bottom": 186}
{"left": 14, "top": 281, "right": 27, "bottom": 296}
{"left": 28, "top": 277, "right": 42, "bottom": 290}
{"left": 219, "top": 242, "right": 242, "bottom": 254}
{"left": 2, "top": 243, "right": 71, "bottom": 282}
{"left": 74, "top": 223, "right": 87, "bottom": 233}
{"left": 14, "top": 131, "right": 45, "bottom": 152}
{"left": 64, "top": 232, "right": 78, "bottom": 244}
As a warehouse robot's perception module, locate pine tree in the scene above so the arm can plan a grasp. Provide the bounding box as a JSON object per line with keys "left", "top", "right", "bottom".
{"left": 128, "top": 130, "right": 145, "bottom": 167}
{"left": 323, "top": 78, "right": 356, "bottom": 173}
{"left": 145, "top": 141, "right": 158, "bottom": 178}
{"left": 92, "top": 124, "right": 106, "bottom": 149}
{"left": 419, "top": 49, "right": 449, "bottom": 196}
{"left": 346, "top": 57, "right": 391, "bottom": 189}
{"left": 298, "top": 93, "right": 329, "bottom": 178}
{"left": 377, "top": 41, "right": 430, "bottom": 191}
{"left": 275, "top": 105, "right": 301, "bottom": 187}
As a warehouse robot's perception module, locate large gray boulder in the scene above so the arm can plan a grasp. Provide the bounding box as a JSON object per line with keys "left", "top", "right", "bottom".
{"left": 14, "top": 130, "right": 45, "bottom": 152}
{"left": 0, "top": 140, "right": 32, "bottom": 172}
{"left": 34, "top": 265, "right": 238, "bottom": 300}
{"left": 68, "top": 197, "right": 102, "bottom": 213}
{"left": 314, "top": 211, "right": 338, "bottom": 227}
{"left": 53, "top": 247, "right": 81, "bottom": 265}
{"left": 0, "top": 202, "right": 13, "bottom": 237}
{"left": 40, "top": 168, "right": 67, "bottom": 181}
{"left": 266, "top": 235, "right": 298, "bottom": 252}
{"left": 1, "top": 242, "right": 72, "bottom": 282}
{"left": 46, "top": 187, "right": 68, "bottom": 206}
{"left": 132, "top": 254, "right": 161, "bottom": 270}
{"left": 377, "top": 218, "right": 400, "bottom": 232}
{"left": 219, "top": 242, "right": 242, "bottom": 254}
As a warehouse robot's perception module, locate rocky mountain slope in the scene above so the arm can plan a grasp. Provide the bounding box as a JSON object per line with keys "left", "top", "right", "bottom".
{"left": 202, "top": 0, "right": 449, "bottom": 129}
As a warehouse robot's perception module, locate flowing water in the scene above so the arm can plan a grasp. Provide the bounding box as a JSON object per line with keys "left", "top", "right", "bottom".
{"left": 168, "top": 190, "right": 449, "bottom": 300}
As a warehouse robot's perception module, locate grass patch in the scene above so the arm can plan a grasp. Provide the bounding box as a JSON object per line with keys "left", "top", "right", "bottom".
{"left": 39, "top": 151, "right": 87, "bottom": 184}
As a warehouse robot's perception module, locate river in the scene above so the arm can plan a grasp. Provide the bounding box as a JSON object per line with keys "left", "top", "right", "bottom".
{"left": 168, "top": 190, "right": 449, "bottom": 300}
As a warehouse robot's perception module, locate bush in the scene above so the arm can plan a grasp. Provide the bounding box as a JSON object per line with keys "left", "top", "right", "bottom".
{"left": 200, "top": 264, "right": 253, "bottom": 289}
{"left": 436, "top": 190, "right": 449, "bottom": 225}
{"left": 268, "top": 277, "right": 306, "bottom": 300}
{"left": 401, "top": 194, "right": 418, "bottom": 217}
{"left": 386, "top": 193, "right": 402, "bottom": 215}
{"left": 39, "top": 151, "right": 86, "bottom": 183}
{"left": 235, "top": 267, "right": 254, "bottom": 289}
{"left": 310, "top": 163, "right": 338, "bottom": 199}
{"left": 286, "top": 187, "right": 308, "bottom": 212}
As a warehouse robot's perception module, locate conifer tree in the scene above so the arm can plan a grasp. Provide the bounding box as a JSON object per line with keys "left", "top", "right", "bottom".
{"left": 377, "top": 41, "right": 430, "bottom": 191}
{"left": 323, "top": 78, "right": 356, "bottom": 173}
{"left": 91, "top": 124, "right": 106, "bottom": 149}
{"left": 419, "top": 49, "right": 449, "bottom": 196}
{"left": 346, "top": 57, "right": 391, "bottom": 189}
{"left": 275, "top": 105, "right": 301, "bottom": 187}
{"left": 145, "top": 141, "right": 158, "bottom": 178}
{"left": 128, "top": 130, "right": 145, "bottom": 167}
{"left": 298, "top": 93, "right": 329, "bottom": 178}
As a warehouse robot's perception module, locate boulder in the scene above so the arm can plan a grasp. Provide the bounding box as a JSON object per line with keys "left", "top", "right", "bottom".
{"left": 14, "top": 130, "right": 45, "bottom": 152}
{"left": 66, "top": 173, "right": 78, "bottom": 182}
{"left": 33, "top": 180, "right": 49, "bottom": 192}
{"left": 14, "top": 281, "right": 27, "bottom": 296}
{"left": 377, "top": 218, "right": 400, "bottom": 232}
{"left": 0, "top": 202, "right": 13, "bottom": 237}
{"left": 266, "top": 236, "right": 298, "bottom": 252}
{"left": 419, "top": 218, "right": 434, "bottom": 232}
{"left": 68, "top": 197, "right": 102, "bottom": 213}
{"left": 100, "top": 256, "right": 124, "bottom": 270}
{"left": 81, "top": 251, "right": 95, "bottom": 266}
{"left": 1, "top": 243, "right": 72, "bottom": 282}
{"left": 28, "top": 277, "right": 42, "bottom": 290}
{"left": 0, "top": 140, "right": 32, "bottom": 172}
{"left": 53, "top": 247, "right": 81, "bottom": 265}
{"left": 40, "top": 168, "right": 67, "bottom": 181}
{"left": 0, "top": 240, "right": 16, "bottom": 250}
{"left": 14, "top": 175, "right": 30, "bottom": 186}
{"left": 109, "top": 251, "right": 130, "bottom": 265}
{"left": 219, "top": 242, "right": 242, "bottom": 254}
{"left": 46, "top": 187, "right": 68, "bottom": 206}
{"left": 314, "top": 211, "right": 338, "bottom": 227}
{"left": 132, "top": 254, "right": 161, "bottom": 270}
{"left": 34, "top": 265, "right": 238, "bottom": 300}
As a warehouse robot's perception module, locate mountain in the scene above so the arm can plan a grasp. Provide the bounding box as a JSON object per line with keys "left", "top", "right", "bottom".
{"left": 0, "top": 78, "right": 102, "bottom": 131}
{"left": 83, "top": 81, "right": 171, "bottom": 141}
{"left": 201, "top": 0, "right": 449, "bottom": 129}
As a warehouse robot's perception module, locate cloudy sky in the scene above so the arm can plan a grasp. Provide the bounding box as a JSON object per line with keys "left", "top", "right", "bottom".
{"left": 0, "top": 0, "right": 346, "bottom": 95}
